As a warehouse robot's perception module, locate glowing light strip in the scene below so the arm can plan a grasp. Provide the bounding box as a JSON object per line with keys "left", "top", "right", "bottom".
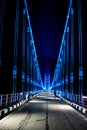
{"left": 51, "top": 0, "right": 72, "bottom": 88}
{"left": 58, "top": 0, "right": 72, "bottom": 62}
{"left": 24, "top": 0, "right": 43, "bottom": 89}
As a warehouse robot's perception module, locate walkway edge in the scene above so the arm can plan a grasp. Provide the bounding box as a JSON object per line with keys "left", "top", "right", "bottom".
{"left": 61, "top": 97, "right": 87, "bottom": 117}
{"left": 0, "top": 92, "right": 40, "bottom": 120}
{"left": 0, "top": 99, "right": 27, "bottom": 119}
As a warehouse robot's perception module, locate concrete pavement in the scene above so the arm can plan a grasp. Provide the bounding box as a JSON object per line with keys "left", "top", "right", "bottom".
{"left": 0, "top": 91, "right": 87, "bottom": 130}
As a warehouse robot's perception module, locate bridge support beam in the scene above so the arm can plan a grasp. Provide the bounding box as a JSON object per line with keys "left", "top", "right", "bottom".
{"left": 22, "top": 8, "right": 26, "bottom": 94}
{"left": 13, "top": 0, "right": 19, "bottom": 93}
{"left": 70, "top": 8, "right": 74, "bottom": 98}
{"left": 78, "top": 0, "right": 83, "bottom": 104}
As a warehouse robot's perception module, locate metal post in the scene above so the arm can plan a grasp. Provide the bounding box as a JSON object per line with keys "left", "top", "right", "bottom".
{"left": 30, "top": 41, "right": 33, "bottom": 92}
{"left": 63, "top": 40, "right": 66, "bottom": 97}
{"left": 27, "top": 27, "right": 30, "bottom": 92}
{"left": 10, "top": 94, "right": 12, "bottom": 104}
{"left": 61, "top": 49, "right": 64, "bottom": 96}
{"left": 78, "top": 0, "right": 83, "bottom": 104}
{"left": 70, "top": 8, "right": 74, "bottom": 96}
{"left": 13, "top": 0, "right": 19, "bottom": 93}
{"left": 6, "top": 94, "right": 8, "bottom": 106}
{"left": 22, "top": 8, "right": 26, "bottom": 94}
{"left": 60, "top": 57, "right": 64, "bottom": 96}
{"left": 65, "top": 27, "right": 69, "bottom": 99}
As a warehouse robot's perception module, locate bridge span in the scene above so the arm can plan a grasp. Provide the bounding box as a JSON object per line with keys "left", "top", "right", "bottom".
{"left": 0, "top": 91, "right": 87, "bottom": 130}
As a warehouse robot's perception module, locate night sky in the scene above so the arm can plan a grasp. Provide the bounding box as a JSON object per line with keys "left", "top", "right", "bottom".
{"left": 27, "top": 0, "right": 70, "bottom": 82}
{"left": 27, "top": 0, "right": 69, "bottom": 58}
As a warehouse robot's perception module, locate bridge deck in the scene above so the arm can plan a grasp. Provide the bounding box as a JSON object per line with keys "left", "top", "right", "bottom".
{"left": 0, "top": 92, "right": 87, "bottom": 130}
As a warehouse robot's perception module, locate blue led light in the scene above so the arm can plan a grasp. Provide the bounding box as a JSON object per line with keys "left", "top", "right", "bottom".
{"left": 22, "top": 72, "right": 25, "bottom": 80}
{"left": 13, "top": 65, "right": 17, "bottom": 76}
{"left": 79, "top": 67, "right": 83, "bottom": 77}
{"left": 67, "top": 27, "right": 69, "bottom": 32}
{"left": 27, "top": 15, "right": 29, "bottom": 20}
{"left": 70, "top": 76, "right": 73, "bottom": 81}
{"left": 13, "top": 70, "right": 17, "bottom": 76}
{"left": 67, "top": 15, "right": 69, "bottom": 18}
{"left": 79, "top": 70, "right": 83, "bottom": 77}
{"left": 60, "top": 58, "right": 61, "bottom": 62}
{"left": 27, "top": 75, "right": 29, "bottom": 83}
{"left": 30, "top": 28, "right": 32, "bottom": 33}
{"left": 64, "top": 29, "right": 66, "bottom": 33}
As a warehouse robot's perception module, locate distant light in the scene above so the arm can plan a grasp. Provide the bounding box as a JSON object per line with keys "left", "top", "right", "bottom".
{"left": 20, "top": 93, "right": 23, "bottom": 96}
{"left": 43, "top": 87, "right": 46, "bottom": 90}
{"left": 49, "top": 87, "right": 52, "bottom": 90}
{"left": 27, "top": 15, "right": 29, "bottom": 20}
{"left": 13, "top": 65, "right": 17, "bottom": 77}
{"left": 82, "top": 96, "right": 87, "bottom": 99}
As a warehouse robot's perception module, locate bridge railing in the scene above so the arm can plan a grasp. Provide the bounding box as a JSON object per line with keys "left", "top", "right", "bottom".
{"left": 56, "top": 91, "right": 87, "bottom": 108}
{"left": 0, "top": 90, "right": 42, "bottom": 109}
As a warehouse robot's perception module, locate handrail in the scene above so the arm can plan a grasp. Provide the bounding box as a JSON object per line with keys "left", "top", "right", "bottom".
{"left": 0, "top": 90, "right": 42, "bottom": 109}
{"left": 56, "top": 91, "right": 87, "bottom": 108}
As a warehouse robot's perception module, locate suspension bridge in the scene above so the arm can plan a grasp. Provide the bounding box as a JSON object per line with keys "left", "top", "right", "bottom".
{"left": 0, "top": 0, "right": 87, "bottom": 130}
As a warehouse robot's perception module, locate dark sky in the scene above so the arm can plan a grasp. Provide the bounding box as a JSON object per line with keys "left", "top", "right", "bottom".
{"left": 27, "top": 0, "right": 69, "bottom": 58}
